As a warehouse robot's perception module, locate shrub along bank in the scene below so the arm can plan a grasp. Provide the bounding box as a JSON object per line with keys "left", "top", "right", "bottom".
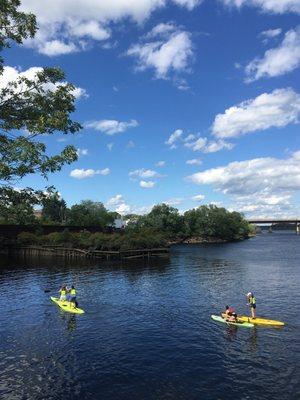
{"left": 15, "top": 204, "right": 254, "bottom": 251}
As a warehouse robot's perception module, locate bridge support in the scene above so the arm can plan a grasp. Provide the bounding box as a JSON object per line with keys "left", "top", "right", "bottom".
{"left": 297, "top": 223, "right": 300, "bottom": 235}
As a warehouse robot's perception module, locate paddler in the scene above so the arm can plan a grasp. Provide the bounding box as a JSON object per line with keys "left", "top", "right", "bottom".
{"left": 246, "top": 292, "right": 256, "bottom": 319}
{"left": 69, "top": 285, "right": 78, "bottom": 308}
{"left": 224, "top": 305, "right": 238, "bottom": 322}
{"left": 59, "top": 285, "right": 67, "bottom": 301}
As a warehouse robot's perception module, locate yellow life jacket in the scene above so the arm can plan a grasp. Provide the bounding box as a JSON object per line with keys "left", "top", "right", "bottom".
{"left": 70, "top": 289, "right": 76, "bottom": 295}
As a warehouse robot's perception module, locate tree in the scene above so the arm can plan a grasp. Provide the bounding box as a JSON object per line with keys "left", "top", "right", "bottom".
{"left": 0, "top": 0, "right": 81, "bottom": 219}
{"left": 184, "top": 205, "right": 251, "bottom": 240}
{"left": 0, "top": 187, "right": 37, "bottom": 224}
{"left": 42, "top": 193, "right": 67, "bottom": 223}
{"left": 0, "top": 0, "right": 36, "bottom": 71}
{"left": 67, "top": 200, "right": 114, "bottom": 227}
{"left": 139, "top": 203, "right": 185, "bottom": 237}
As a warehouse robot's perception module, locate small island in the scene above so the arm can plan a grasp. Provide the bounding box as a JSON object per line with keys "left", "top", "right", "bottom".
{"left": 0, "top": 196, "right": 254, "bottom": 260}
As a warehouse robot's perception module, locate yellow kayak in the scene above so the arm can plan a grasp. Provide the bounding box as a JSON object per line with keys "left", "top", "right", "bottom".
{"left": 222, "top": 313, "right": 284, "bottom": 326}
{"left": 51, "top": 297, "right": 85, "bottom": 314}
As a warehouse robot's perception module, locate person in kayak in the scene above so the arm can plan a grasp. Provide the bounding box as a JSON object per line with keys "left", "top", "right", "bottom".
{"left": 59, "top": 285, "right": 67, "bottom": 301}
{"left": 224, "top": 305, "right": 238, "bottom": 322}
{"left": 69, "top": 285, "right": 78, "bottom": 308}
{"left": 246, "top": 292, "right": 256, "bottom": 319}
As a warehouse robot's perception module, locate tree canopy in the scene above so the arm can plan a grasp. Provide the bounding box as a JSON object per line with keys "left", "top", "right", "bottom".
{"left": 0, "top": 0, "right": 81, "bottom": 218}
{"left": 67, "top": 200, "right": 114, "bottom": 227}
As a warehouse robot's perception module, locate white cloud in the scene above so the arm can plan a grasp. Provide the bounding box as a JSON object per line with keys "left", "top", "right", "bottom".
{"left": 127, "top": 23, "right": 193, "bottom": 81}
{"left": 107, "top": 194, "right": 131, "bottom": 215}
{"left": 107, "top": 142, "right": 114, "bottom": 151}
{"left": 260, "top": 28, "right": 282, "bottom": 39}
{"left": 166, "top": 129, "right": 183, "bottom": 147}
{"left": 221, "top": 0, "right": 300, "bottom": 14}
{"left": 173, "top": 0, "right": 202, "bottom": 9}
{"left": 140, "top": 180, "right": 156, "bottom": 188}
{"left": 37, "top": 40, "right": 78, "bottom": 56}
{"left": 186, "top": 158, "right": 202, "bottom": 165}
{"left": 129, "top": 168, "right": 161, "bottom": 179}
{"left": 191, "top": 194, "right": 205, "bottom": 201}
{"left": 165, "top": 197, "right": 183, "bottom": 205}
{"left": 212, "top": 88, "right": 300, "bottom": 139}
{"left": 126, "top": 140, "right": 135, "bottom": 149}
{"left": 107, "top": 194, "right": 124, "bottom": 207}
{"left": 21, "top": 0, "right": 200, "bottom": 56}
{"left": 0, "top": 66, "right": 87, "bottom": 99}
{"left": 85, "top": 119, "right": 138, "bottom": 135}
{"left": 187, "top": 151, "right": 300, "bottom": 217}
{"left": 184, "top": 136, "right": 234, "bottom": 153}
{"left": 156, "top": 160, "right": 166, "bottom": 167}
{"left": 68, "top": 20, "right": 110, "bottom": 41}
{"left": 70, "top": 168, "right": 110, "bottom": 179}
{"left": 245, "top": 27, "right": 300, "bottom": 81}
{"left": 76, "top": 148, "right": 89, "bottom": 157}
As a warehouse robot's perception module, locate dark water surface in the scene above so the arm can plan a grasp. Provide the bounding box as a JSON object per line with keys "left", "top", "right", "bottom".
{"left": 0, "top": 233, "right": 299, "bottom": 400}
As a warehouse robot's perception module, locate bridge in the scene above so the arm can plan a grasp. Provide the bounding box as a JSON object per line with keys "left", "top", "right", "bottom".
{"left": 247, "top": 219, "right": 300, "bottom": 234}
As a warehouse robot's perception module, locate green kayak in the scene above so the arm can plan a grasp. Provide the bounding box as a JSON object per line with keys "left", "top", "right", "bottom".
{"left": 211, "top": 315, "right": 254, "bottom": 328}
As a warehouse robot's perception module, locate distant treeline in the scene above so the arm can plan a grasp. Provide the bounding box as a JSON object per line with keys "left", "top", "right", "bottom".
{"left": 0, "top": 195, "right": 254, "bottom": 249}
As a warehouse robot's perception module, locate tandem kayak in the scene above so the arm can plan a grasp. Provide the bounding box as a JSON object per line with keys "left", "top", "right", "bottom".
{"left": 211, "top": 315, "right": 254, "bottom": 328}
{"left": 51, "top": 297, "right": 85, "bottom": 314}
{"left": 221, "top": 314, "right": 284, "bottom": 326}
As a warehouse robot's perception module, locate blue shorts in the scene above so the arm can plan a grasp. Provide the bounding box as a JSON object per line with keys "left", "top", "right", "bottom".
{"left": 250, "top": 304, "right": 256, "bottom": 309}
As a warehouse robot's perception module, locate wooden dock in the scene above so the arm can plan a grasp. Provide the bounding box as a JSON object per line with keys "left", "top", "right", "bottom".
{"left": 11, "top": 245, "right": 170, "bottom": 260}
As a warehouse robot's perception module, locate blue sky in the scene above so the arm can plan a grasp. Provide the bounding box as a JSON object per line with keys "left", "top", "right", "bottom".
{"left": 4, "top": 0, "right": 300, "bottom": 217}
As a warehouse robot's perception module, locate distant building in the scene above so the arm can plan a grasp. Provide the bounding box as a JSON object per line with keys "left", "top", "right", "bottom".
{"left": 113, "top": 218, "right": 126, "bottom": 229}
{"left": 33, "top": 209, "right": 43, "bottom": 219}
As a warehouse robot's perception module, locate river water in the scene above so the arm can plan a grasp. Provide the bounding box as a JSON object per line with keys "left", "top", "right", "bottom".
{"left": 0, "top": 232, "right": 299, "bottom": 400}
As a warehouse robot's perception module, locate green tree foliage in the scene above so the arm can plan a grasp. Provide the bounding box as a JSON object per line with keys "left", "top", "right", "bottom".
{"left": 184, "top": 205, "right": 250, "bottom": 240}
{"left": 136, "top": 203, "right": 185, "bottom": 237}
{"left": 0, "top": 0, "right": 81, "bottom": 218}
{"left": 67, "top": 200, "right": 114, "bottom": 227}
{"left": 0, "top": 186, "right": 39, "bottom": 224}
{"left": 42, "top": 192, "right": 67, "bottom": 223}
{"left": 0, "top": 0, "right": 36, "bottom": 70}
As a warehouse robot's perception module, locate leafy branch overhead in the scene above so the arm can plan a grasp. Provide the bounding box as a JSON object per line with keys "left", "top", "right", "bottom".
{"left": 0, "top": 0, "right": 82, "bottom": 212}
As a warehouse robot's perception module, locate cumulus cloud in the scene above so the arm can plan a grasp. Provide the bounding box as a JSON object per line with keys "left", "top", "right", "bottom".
{"left": 76, "top": 148, "right": 89, "bottom": 157}
{"left": 0, "top": 66, "right": 87, "bottom": 99}
{"left": 85, "top": 119, "right": 138, "bottom": 135}
{"left": 156, "top": 161, "right": 166, "bottom": 167}
{"left": 245, "top": 27, "right": 300, "bottom": 81}
{"left": 260, "top": 28, "right": 282, "bottom": 40}
{"left": 165, "top": 129, "right": 183, "bottom": 148}
{"left": 21, "top": 0, "right": 199, "bottom": 56}
{"left": 107, "top": 194, "right": 131, "bottom": 215}
{"left": 140, "top": 180, "right": 156, "bottom": 188}
{"left": 191, "top": 194, "right": 205, "bottom": 201}
{"left": 187, "top": 151, "right": 300, "bottom": 217}
{"left": 184, "top": 136, "right": 234, "bottom": 153}
{"left": 70, "top": 168, "right": 110, "bottom": 179}
{"left": 165, "top": 198, "right": 183, "bottom": 205}
{"left": 107, "top": 143, "right": 114, "bottom": 151}
{"left": 126, "top": 140, "right": 135, "bottom": 149}
{"left": 127, "top": 23, "right": 193, "bottom": 82}
{"left": 186, "top": 158, "right": 202, "bottom": 165}
{"left": 221, "top": 0, "right": 300, "bottom": 14}
{"left": 212, "top": 88, "right": 300, "bottom": 139}
{"left": 166, "top": 129, "right": 233, "bottom": 153}
{"left": 129, "top": 168, "right": 161, "bottom": 179}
